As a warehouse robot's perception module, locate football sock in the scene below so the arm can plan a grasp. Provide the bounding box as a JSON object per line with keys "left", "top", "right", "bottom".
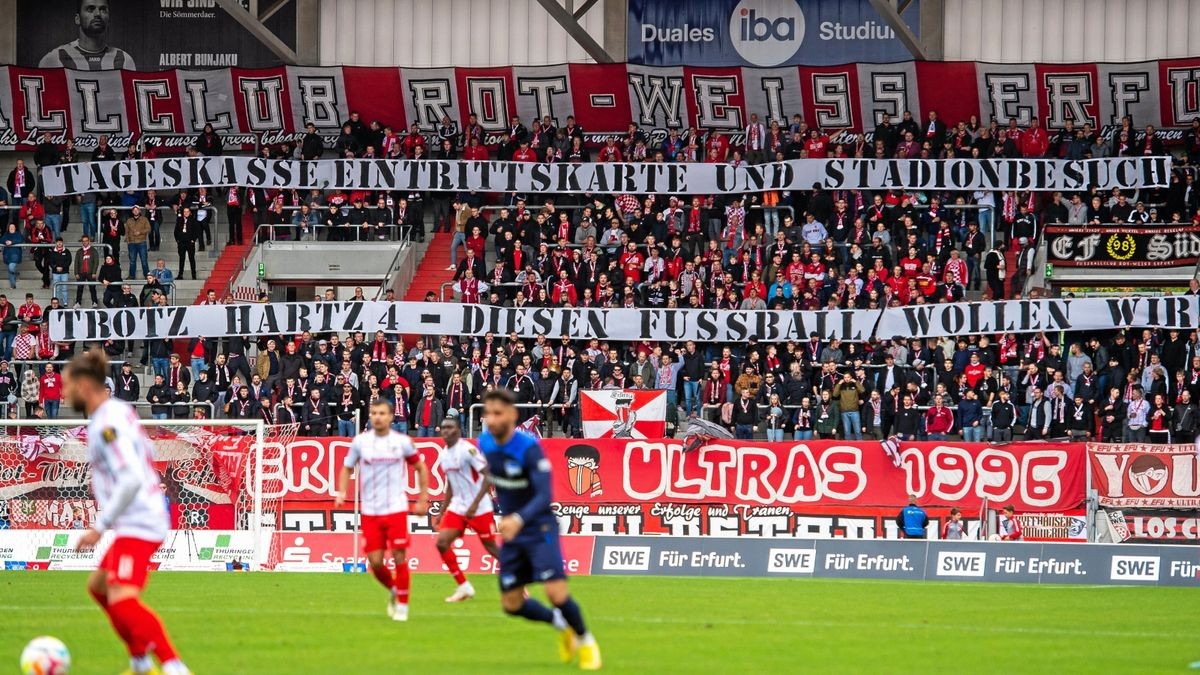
{"left": 507, "top": 597, "right": 556, "bottom": 624}
{"left": 89, "top": 588, "right": 131, "bottom": 645}
{"left": 108, "top": 597, "right": 179, "bottom": 665}
{"left": 394, "top": 564, "right": 411, "bottom": 604}
{"left": 439, "top": 549, "right": 468, "bottom": 585}
{"left": 370, "top": 564, "right": 393, "bottom": 590}
{"left": 88, "top": 587, "right": 108, "bottom": 609}
{"left": 129, "top": 655, "right": 154, "bottom": 674}
{"left": 161, "top": 659, "right": 190, "bottom": 675}
{"left": 551, "top": 608, "right": 569, "bottom": 631}
{"left": 554, "top": 596, "right": 589, "bottom": 637}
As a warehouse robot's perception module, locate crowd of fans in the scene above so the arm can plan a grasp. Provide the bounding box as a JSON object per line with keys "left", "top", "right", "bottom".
{"left": 0, "top": 109, "right": 1195, "bottom": 439}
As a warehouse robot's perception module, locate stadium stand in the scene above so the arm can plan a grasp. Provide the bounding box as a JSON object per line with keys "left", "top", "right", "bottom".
{"left": 8, "top": 110, "right": 1192, "bottom": 446}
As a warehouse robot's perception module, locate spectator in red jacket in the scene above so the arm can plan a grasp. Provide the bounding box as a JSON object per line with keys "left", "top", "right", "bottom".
{"left": 400, "top": 123, "right": 426, "bottom": 158}
{"left": 924, "top": 394, "right": 954, "bottom": 440}
{"left": 597, "top": 139, "right": 622, "bottom": 162}
{"left": 39, "top": 363, "right": 62, "bottom": 419}
{"left": 1019, "top": 118, "right": 1049, "bottom": 157}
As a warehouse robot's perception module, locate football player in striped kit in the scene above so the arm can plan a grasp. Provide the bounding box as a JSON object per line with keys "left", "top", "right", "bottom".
{"left": 435, "top": 416, "right": 500, "bottom": 603}
{"left": 66, "top": 349, "right": 190, "bottom": 675}
{"left": 335, "top": 399, "right": 430, "bottom": 621}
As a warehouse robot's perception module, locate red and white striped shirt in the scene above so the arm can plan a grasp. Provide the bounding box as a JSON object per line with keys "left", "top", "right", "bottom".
{"left": 345, "top": 430, "right": 420, "bottom": 516}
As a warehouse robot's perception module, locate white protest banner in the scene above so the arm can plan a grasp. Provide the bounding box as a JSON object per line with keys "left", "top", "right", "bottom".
{"left": 39, "top": 156, "right": 1170, "bottom": 197}
{"left": 48, "top": 296, "right": 1200, "bottom": 343}
{"left": 48, "top": 302, "right": 879, "bottom": 343}
{"left": 873, "top": 296, "right": 1200, "bottom": 339}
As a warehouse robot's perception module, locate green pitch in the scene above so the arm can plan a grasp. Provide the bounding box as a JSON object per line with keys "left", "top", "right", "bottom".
{"left": 2, "top": 572, "right": 1196, "bottom": 674}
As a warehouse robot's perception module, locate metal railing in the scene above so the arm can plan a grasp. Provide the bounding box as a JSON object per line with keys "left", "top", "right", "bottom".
{"left": 465, "top": 401, "right": 566, "bottom": 437}
{"left": 8, "top": 359, "right": 125, "bottom": 383}
{"left": 95, "top": 205, "right": 220, "bottom": 259}
{"left": 131, "top": 399, "right": 216, "bottom": 419}
{"left": 376, "top": 242, "right": 415, "bottom": 300}
{"left": 253, "top": 221, "right": 411, "bottom": 243}
{"left": 697, "top": 401, "right": 995, "bottom": 438}
{"left": 9, "top": 242, "right": 112, "bottom": 254}
{"left": 51, "top": 280, "right": 175, "bottom": 306}
{"left": 911, "top": 203, "right": 998, "bottom": 249}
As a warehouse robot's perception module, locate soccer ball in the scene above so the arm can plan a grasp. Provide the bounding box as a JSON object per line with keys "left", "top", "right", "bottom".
{"left": 20, "top": 636, "right": 70, "bottom": 675}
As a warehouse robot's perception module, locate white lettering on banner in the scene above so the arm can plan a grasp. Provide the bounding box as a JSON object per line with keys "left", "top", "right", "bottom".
{"left": 39, "top": 155, "right": 1171, "bottom": 197}
{"left": 623, "top": 442, "right": 868, "bottom": 504}
{"left": 901, "top": 446, "right": 1068, "bottom": 508}
{"left": 619, "top": 441, "right": 1074, "bottom": 508}
{"left": 49, "top": 296, "right": 1200, "bottom": 343}
{"left": 825, "top": 552, "right": 914, "bottom": 572}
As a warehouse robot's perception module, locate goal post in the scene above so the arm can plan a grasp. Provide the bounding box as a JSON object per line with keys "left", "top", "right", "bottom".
{"left": 0, "top": 418, "right": 298, "bottom": 570}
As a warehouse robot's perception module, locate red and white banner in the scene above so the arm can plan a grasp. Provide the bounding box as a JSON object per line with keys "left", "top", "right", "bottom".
{"left": 1089, "top": 443, "right": 1200, "bottom": 508}
{"left": 270, "top": 432, "right": 1089, "bottom": 516}
{"left": 1102, "top": 508, "right": 1200, "bottom": 542}
{"left": 580, "top": 390, "right": 668, "bottom": 439}
{"left": 5, "top": 59, "right": 1200, "bottom": 151}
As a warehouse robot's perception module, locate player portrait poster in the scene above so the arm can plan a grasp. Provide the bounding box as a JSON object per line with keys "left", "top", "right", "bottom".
{"left": 16, "top": 0, "right": 297, "bottom": 71}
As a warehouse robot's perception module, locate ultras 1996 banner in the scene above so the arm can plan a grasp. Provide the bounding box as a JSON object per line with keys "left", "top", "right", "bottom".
{"left": 3, "top": 59, "right": 1200, "bottom": 152}
{"left": 266, "top": 437, "right": 1086, "bottom": 517}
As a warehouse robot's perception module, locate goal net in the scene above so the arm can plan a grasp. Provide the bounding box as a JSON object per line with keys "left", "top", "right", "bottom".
{"left": 0, "top": 419, "right": 297, "bottom": 570}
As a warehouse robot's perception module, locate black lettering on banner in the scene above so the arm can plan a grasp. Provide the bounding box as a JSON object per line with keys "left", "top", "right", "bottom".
{"left": 343, "top": 301, "right": 364, "bottom": 332}
{"left": 1044, "top": 72, "right": 1095, "bottom": 129}
{"left": 467, "top": 77, "right": 509, "bottom": 131}
{"left": 1107, "top": 72, "right": 1150, "bottom": 125}
{"left": 296, "top": 76, "right": 342, "bottom": 129}
{"left": 516, "top": 76, "right": 568, "bottom": 125}
{"left": 627, "top": 73, "right": 684, "bottom": 128}
{"left": 38, "top": 157, "right": 1172, "bottom": 196}
{"left": 812, "top": 74, "right": 851, "bottom": 128}
{"left": 587, "top": 309, "right": 609, "bottom": 339}
{"left": 167, "top": 307, "right": 189, "bottom": 338}
{"left": 182, "top": 78, "right": 233, "bottom": 131}
{"left": 45, "top": 299, "right": 1200, "bottom": 342}
{"left": 1167, "top": 67, "right": 1200, "bottom": 124}
{"left": 74, "top": 79, "right": 124, "bottom": 134}
{"left": 407, "top": 79, "right": 453, "bottom": 131}
{"left": 869, "top": 71, "right": 910, "bottom": 124}
{"left": 984, "top": 73, "right": 1033, "bottom": 125}
{"left": 20, "top": 75, "right": 66, "bottom": 132}
{"left": 693, "top": 75, "right": 742, "bottom": 131}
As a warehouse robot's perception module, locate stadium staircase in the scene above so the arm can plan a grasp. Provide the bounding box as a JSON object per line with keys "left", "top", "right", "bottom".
{"left": 194, "top": 211, "right": 254, "bottom": 303}
{"left": 403, "top": 231, "right": 455, "bottom": 303}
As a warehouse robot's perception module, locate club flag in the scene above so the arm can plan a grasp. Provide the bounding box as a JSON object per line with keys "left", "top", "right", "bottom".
{"left": 580, "top": 389, "right": 667, "bottom": 439}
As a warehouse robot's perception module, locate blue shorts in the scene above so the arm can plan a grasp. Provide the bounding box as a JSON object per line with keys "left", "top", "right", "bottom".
{"left": 498, "top": 525, "right": 566, "bottom": 591}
